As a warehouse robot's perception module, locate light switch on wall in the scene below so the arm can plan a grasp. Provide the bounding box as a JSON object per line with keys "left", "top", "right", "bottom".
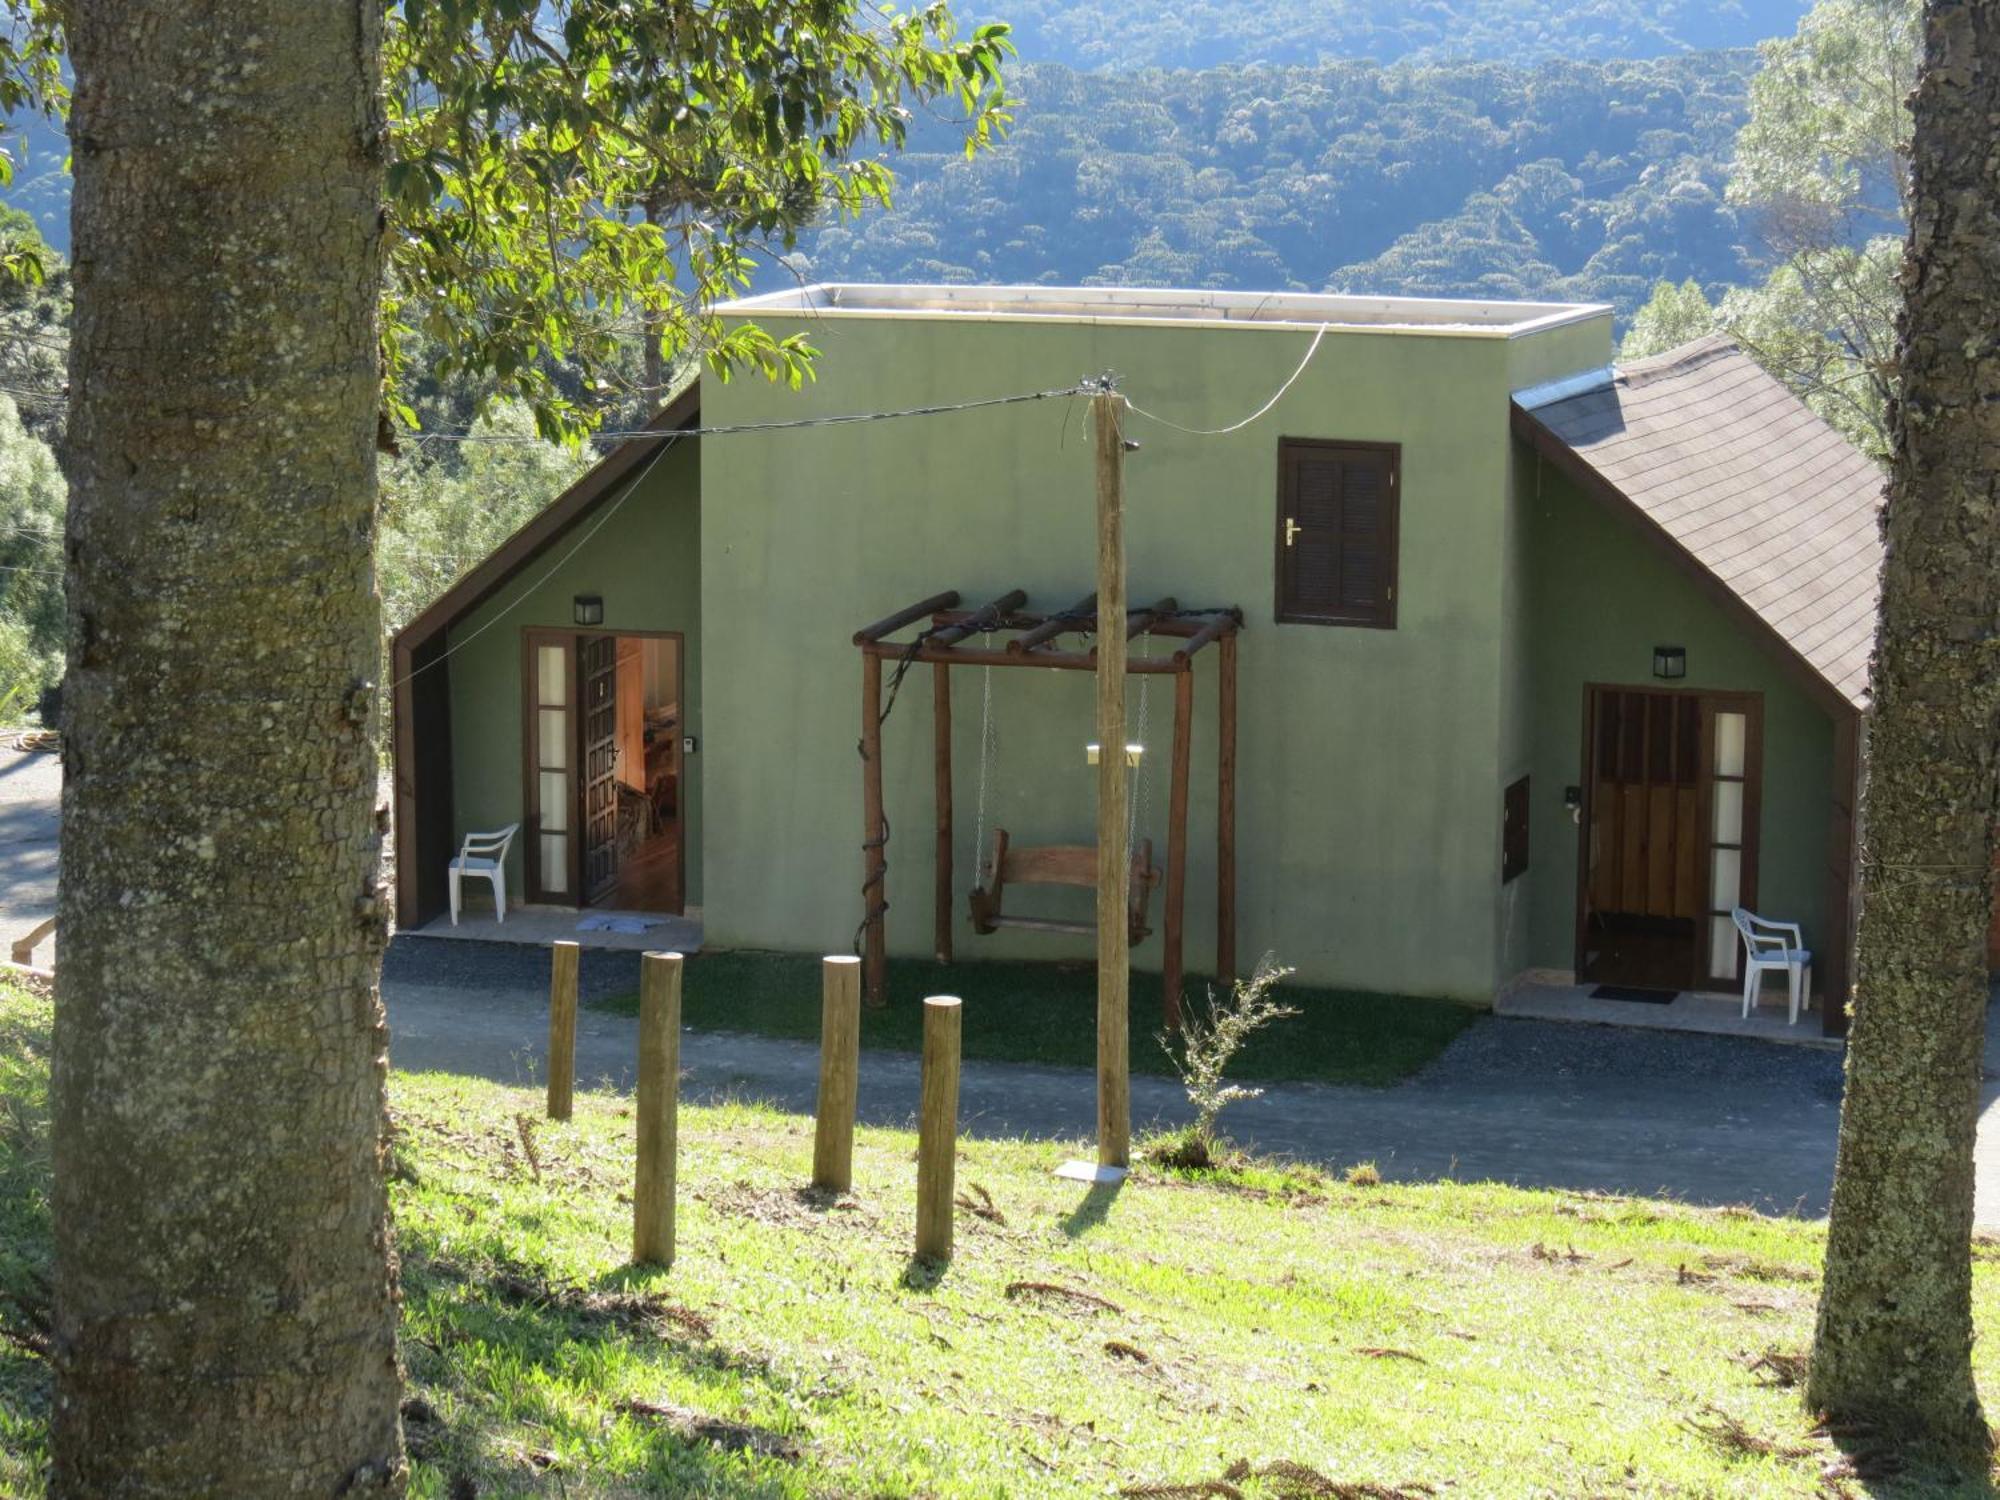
{"left": 683, "top": 735, "right": 698, "bottom": 755}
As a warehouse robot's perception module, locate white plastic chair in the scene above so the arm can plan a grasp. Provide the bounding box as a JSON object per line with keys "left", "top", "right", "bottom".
{"left": 449, "top": 824, "right": 520, "bottom": 926}
{"left": 1732, "top": 907, "right": 1812, "bottom": 1024}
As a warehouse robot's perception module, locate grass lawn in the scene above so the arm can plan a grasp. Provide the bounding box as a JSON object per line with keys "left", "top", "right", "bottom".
{"left": 3, "top": 980, "right": 1998, "bottom": 1497}
{"left": 592, "top": 952, "right": 1479, "bottom": 1087}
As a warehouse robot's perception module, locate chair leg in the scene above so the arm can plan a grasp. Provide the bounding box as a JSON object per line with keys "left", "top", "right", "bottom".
{"left": 1788, "top": 965, "right": 1801, "bottom": 1026}
{"left": 493, "top": 868, "right": 506, "bottom": 924}
{"left": 1742, "top": 964, "right": 1756, "bottom": 1020}
{"left": 449, "top": 868, "right": 461, "bottom": 927}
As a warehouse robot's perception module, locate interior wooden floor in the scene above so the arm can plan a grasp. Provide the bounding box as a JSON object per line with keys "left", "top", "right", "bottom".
{"left": 603, "top": 824, "right": 682, "bottom": 914}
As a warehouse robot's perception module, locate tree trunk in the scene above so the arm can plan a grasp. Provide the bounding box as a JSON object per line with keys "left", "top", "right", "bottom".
{"left": 642, "top": 190, "right": 669, "bottom": 400}
{"left": 1808, "top": 0, "right": 2000, "bottom": 1466}
{"left": 53, "top": 5, "right": 403, "bottom": 1494}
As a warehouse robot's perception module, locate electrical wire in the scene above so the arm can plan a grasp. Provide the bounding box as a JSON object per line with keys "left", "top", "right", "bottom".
{"left": 1124, "top": 323, "right": 1330, "bottom": 437}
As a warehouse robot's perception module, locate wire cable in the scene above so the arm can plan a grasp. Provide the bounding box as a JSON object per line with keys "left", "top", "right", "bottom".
{"left": 1125, "top": 324, "right": 1329, "bottom": 437}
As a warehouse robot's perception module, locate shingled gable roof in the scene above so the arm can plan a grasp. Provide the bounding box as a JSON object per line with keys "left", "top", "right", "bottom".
{"left": 1511, "top": 335, "right": 1884, "bottom": 716}
{"left": 392, "top": 377, "right": 701, "bottom": 657}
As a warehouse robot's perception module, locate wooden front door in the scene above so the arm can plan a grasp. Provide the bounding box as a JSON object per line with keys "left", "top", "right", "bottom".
{"left": 579, "top": 632, "right": 621, "bottom": 904}
{"left": 1577, "top": 687, "right": 1764, "bottom": 990}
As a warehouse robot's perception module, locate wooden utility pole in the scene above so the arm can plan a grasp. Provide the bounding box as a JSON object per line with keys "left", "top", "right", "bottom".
{"left": 1092, "top": 389, "right": 1131, "bottom": 1171}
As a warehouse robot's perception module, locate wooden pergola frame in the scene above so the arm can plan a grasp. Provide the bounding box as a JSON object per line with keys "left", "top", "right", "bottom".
{"left": 853, "top": 588, "right": 1243, "bottom": 1025}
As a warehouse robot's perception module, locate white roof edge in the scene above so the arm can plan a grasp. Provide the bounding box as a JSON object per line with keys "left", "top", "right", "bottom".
{"left": 718, "top": 283, "right": 1613, "bottom": 340}
{"left": 1512, "top": 364, "right": 1617, "bottom": 410}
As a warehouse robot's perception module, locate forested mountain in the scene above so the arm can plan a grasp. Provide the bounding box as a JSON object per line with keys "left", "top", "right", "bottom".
{"left": 787, "top": 54, "right": 1763, "bottom": 316}
{"left": 980, "top": 0, "right": 1809, "bottom": 70}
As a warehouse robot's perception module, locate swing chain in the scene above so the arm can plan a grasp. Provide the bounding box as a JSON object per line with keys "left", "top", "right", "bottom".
{"left": 972, "top": 633, "right": 995, "bottom": 889}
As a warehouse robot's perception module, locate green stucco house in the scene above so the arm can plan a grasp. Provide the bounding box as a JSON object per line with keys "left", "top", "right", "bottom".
{"left": 390, "top": 285, "right": 1881, "bottom": 1037}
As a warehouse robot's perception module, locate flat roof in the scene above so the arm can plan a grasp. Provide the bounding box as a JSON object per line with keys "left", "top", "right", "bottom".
{"left": 717, "top": 282, "right": 1611, "bottom": 339}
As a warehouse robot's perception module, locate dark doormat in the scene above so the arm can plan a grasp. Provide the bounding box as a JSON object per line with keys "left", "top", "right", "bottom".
{"left": 1590, "top": 984, "right": 1679, "bottom": 1005}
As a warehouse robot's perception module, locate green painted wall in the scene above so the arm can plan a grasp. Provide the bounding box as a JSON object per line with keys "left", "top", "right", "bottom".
{"left": 1515, "top": 449, "right": 1839, "bottom": 980}
{"left": 446, "top": 439, "right": 703, "bottom": 906}
{"left": 1499, "top": 326, "right": 1622, "bottom": 985}
{"left": 700, "top": 310, "right": 1612, "bottom": 999}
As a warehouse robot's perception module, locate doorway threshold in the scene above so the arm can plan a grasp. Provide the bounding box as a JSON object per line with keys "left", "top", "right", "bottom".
{"left": 405, "top": 903, "right": 704, "bottom": 955}
{"left": 1497, "top": 980, "right": 1839, "bottom": 1049}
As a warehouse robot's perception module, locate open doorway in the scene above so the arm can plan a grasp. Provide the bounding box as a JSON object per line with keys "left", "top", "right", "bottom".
{"left": 524, "top": 628, "right": 685, "bottom": 914}
{"left": 1576, "top": 685, "right": 1761, "bottom": 991}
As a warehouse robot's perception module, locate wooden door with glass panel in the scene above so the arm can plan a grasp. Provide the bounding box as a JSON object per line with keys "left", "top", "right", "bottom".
{"left": 1698, "top": 694, "right": 1763, "bottom": 989}
{"left": 1577, "top": 686, "right": 1762, "bottom": 991}
{"left": 523, "top": 629, "right": 592, "bottom": 904}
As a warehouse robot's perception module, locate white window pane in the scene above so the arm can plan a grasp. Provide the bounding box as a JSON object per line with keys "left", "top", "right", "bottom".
{"left": 537, "top": 643, "right": 566, "bottom": 706}
{"left": 539, "top": 708, "right": 568, "bottom": 770}
{"left": 1711, "top": 847, "right": 1742, "bottom": 911}
{"left": 1711, "top": 916, "right": 1740, "bottom": 980}
{"left": 539, "top": 772, "right": 568, "bottom": 832}
{"left": 1712, "top": 780, "right": 1744, "bottom": 845}
{"left": 540, "top": 834, "right": 568, "bottom": 894}
{"left": 1714, "top": 711, "right": 1747, "bottom": 778}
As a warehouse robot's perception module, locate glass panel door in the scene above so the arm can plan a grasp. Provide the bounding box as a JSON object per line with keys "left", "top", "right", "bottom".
{"left": 1700, "top": 695, "right": 1762, "bottom": 986}
{"left": 525, "top": 630, "right": 576, "bottom": 901}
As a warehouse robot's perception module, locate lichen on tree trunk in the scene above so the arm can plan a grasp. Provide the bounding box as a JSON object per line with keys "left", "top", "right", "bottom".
{"left": 52, "top": 4, "right": 404, "bottom": 1493}
{"left": 1808, "top": 0, "right": 2000, "bottom": 1468}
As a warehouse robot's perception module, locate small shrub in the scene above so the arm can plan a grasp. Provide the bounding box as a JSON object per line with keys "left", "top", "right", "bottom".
{"left": 1346, "top": 1161, "right": 1382, "bottom": 1187}
{"left": 1153, "top": 957, "right": 1299, "bottom": 1167}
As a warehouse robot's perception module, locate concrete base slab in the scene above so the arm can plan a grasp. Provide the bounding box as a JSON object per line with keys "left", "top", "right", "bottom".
{"left": 1498, "top": 980, "right": 1840, "bottom": 1049}
{"left": 409, "top": 903, "right": 704, "bottom": 955}
{"left": 1054, "top": 1160, "right": 1128, "bottom": 1184}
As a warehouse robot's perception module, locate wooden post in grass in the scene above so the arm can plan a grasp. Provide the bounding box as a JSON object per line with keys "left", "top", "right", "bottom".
{"left": 547, "top": 940, "right": 579, "bottom": 1121}
{"left": 814, "top": 955, "right": 863, "bottom": 1193}
{"left": 1092, "top": 389, "right": 1131, "bottom": 1171}
{"left": 915, "top": 995, "right": 962, "bottom": 1261}
{"left": 633, "top": 951, "right": 682, "bottom": 1267}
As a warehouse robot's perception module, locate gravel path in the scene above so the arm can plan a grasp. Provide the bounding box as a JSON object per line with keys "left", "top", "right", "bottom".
{"left": 383, "top": 934, "right": 1853, "bottom": 1217}
{"left": 2, "top": 753, "right": 1986, "bottom": 1222}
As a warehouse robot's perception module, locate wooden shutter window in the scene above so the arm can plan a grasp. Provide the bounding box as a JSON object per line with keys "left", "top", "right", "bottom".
{"left": 1276, "top": 439, "right": 1400, "bottom": 627}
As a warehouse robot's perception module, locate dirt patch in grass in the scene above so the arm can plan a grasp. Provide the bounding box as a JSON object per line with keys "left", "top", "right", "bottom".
{"left": 694, "top": 1180, "right": 879, "bottom": 1232}
{"left": 1123, "top": 1458, "right": 1437, "bottom": 1499}
{"left": 615, "top": 1397, "right": 804, "bottom": 1461}
{"left": 1006, "top": 1281, "right": 1125, "bottom": 1315}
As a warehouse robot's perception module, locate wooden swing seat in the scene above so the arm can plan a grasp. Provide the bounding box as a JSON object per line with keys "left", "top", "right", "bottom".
{"left": 968, "top": 828, "right": 1159, "bottom": 945}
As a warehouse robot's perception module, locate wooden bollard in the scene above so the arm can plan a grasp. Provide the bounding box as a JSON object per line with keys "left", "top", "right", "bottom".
{"left": 547, "top": 940, "right": 580, "bottom": 1121}
{"left": 813, "top": 956, "right": 862, "bottom": 1192}
{"left": 633, "top": 951, "right": 682, "bottom": 1267}
{"left": 915, "top": 996, "right": 962, "bottom": 1262}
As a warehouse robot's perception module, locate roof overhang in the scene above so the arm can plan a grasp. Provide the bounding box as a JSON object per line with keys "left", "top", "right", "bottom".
{"left": 391, "top": 379, "right": 700, "bottom": 658}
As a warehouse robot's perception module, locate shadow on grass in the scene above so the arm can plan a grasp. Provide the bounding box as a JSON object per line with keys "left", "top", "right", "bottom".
{"left": 1059, "top": 1179, "right": 1124, "bottom": 1239}
{"left": 899, "top": 1255, "right": 948, "bottom": 1292}
{"left": 590, "top": 952, "right": 1477, "bottom": 1087}
{"left": 403, "top": 1249, "right": 817, "bottom": 1496}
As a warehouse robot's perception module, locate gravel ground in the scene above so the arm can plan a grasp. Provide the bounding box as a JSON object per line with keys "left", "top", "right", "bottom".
{"left": 383, "top": 933, "right": 642, "bottom": 1004}
{"left": 1417, "top": 1009, "right": 1847, "bottom": 1104}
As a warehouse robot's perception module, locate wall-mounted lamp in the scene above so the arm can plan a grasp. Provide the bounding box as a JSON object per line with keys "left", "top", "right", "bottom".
{"left": 573, "top": 594, "right": 604, "bottom": 627}
{"left": 1086, "top": 742, "right": 1145, "bottom": 768}
{"left": 1652, "top": 645, "right": 1687, "bottom": 681}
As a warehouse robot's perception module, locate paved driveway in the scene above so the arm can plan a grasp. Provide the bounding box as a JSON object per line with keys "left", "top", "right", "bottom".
{"left": 13, "top": 744, "right": 2000, "bottom": 1223}
{"left": 0, "top": 748, "right": 59, "bottom": 961}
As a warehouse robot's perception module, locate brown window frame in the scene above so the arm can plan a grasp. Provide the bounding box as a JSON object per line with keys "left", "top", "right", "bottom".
{"left": 1274, "top": 437, "right": 1401, "bottom": 629}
